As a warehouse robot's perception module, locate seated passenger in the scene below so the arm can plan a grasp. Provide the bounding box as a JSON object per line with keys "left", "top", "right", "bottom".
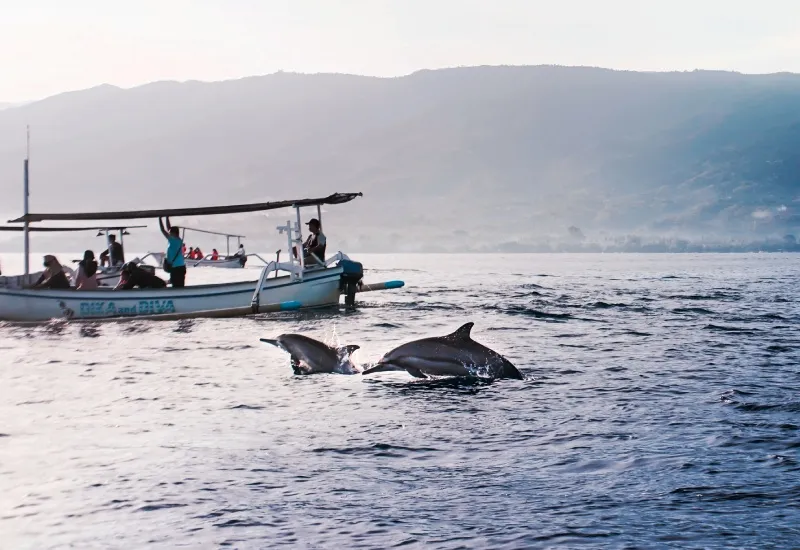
{"left": 194, "top": 247, "right": 204, "bottom": 260}
{"left": 29, "top": 255, "right": 71, "bottom": 289}
{"left": 114, "top": 262, "right": 167, "bottom": 290}
{"left": 186, "top": 247, "right": 194, "bottom": 259}
{"left": 74, "top": 250, "right": 99, "bottom": 290}
{"left": 211, "top": 249, "right": 219, "bottom": 261}
{"left": 99, "top": 234, "right": 125, "bottom": 267}
{"left": 293, "top": 218, "right": 326, "bottom": 265}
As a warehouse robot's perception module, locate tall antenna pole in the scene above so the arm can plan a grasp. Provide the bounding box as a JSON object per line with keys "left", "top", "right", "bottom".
{"left": 23, "top": 126, "right": 30, "bottom": 275}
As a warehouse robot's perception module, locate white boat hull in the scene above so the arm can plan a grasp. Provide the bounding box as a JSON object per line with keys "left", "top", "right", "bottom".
{"left": 0, "top": 266, "right": 343, "bottom": 322}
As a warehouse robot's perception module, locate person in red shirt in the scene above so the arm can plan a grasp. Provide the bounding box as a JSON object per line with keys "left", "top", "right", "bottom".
{"left": 194, "top": 247, "right": 204, "bottom": 259}
{"left": 211, "top": 249, "right": 219, "bottom": 261}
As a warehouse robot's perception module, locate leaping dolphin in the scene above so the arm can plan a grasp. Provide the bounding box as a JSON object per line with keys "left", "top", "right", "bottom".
{"left": 362, "top": 322, "right": 524, "bottom": 380}
{"left": 260, "top": 334, "right": 361, "bottom": 375}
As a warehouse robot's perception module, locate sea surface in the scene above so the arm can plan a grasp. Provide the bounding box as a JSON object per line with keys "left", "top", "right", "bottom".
{"left": 0, "top": 253, "right": 798, "bottom": 549}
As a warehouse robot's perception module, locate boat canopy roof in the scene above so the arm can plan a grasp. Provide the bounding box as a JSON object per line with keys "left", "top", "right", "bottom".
{"left": 9, "top": 192, "right": 362, "bottom": 223}
{"left": 181, "top": 227, "right": 246, "bottom": 238}
{"left": 0, "top": 225, "right": 147, "bottom": 232}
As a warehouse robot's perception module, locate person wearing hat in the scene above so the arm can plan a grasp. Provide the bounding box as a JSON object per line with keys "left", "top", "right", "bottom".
{"left": 295, "top": 218, "right": 327, "bottom": 265}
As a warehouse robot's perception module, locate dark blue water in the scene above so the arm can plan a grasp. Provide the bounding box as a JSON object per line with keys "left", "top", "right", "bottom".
{"left": 1, "top": 254, "right": 798, "bottom": 548}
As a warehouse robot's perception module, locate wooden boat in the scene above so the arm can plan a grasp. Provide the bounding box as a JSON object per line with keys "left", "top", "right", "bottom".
{"left": 0, "top": 154, "right": 403, "bottom": 322}
{"left": 0, "top": 264, "right": 343, "bottom": 322}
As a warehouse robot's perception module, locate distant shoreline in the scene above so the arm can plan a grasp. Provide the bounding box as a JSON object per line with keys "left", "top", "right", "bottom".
{"left": 1, "top": 249, "right": 799, "bottom": 256}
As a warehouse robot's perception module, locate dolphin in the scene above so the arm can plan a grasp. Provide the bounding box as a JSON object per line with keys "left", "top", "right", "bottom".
{"left": 260, "top": 334, "right": 361, "bottom": 375}
{"left": 362, "top": 322, "right": 524, "bottom": 380}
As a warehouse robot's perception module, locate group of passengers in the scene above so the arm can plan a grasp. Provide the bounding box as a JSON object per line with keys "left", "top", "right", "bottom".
{"left": 184, "top": 244, "right": 246, "bottom": 265}
{"left": 26, "top": 219, "right": 177, "bottom": 291}
{"left": 184, "top": 246, "right": 205, "bottom": 260}
{"left": 23, "top": 216, "right": 326, "bottom": 291}
{"left": 27, "top": 252, "right": 166, "bottom": 292}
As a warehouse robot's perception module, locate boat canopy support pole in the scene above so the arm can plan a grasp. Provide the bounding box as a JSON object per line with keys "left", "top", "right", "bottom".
{"left": 317, "top": 205, "right": 322, "bottom": 229}
{"left": 105, "top": 229, "right": 111, "bottom": 265}
{"left": 23, "top": 157, "right": 30, "bottom": 276}
{"left": 277, "top": 220, "right": 298, "bottom": 282}
{"left": 295, "top": 205, "right": 305, "bottom": 277}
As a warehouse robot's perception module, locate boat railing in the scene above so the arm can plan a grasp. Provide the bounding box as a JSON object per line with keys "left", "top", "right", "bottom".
{"left": 249, "top": 251, "right": 352, "bottom": 312}
{"left": 250, "top": 260, "right": 295, "bottom": 311}
{"left": 248, "top": 253, "right": 271, "bottom": 265}
{"left": 138, "top": 252, "right": 163, "bottom": 266}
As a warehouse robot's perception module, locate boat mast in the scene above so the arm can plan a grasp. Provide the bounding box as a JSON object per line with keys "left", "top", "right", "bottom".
{"left": 104, "top": 229, "right": 111, "bottom": 264}
{"left": 295, "top": 205, "right": 305, "bottom": 273}
{"left": 23, "top": 127, "right": 30, "bottom": 276}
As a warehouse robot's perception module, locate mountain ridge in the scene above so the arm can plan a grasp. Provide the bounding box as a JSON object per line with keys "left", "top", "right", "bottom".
{"left": 1, "top": 65, "right": 798, "bottom": 252}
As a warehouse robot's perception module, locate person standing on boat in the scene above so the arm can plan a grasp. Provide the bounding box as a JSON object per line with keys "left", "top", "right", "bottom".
{"left": 99, "top": 235, "right": 125, "bottom": 267}
{"left": 158, "top": 217, "right": 186, "bottom": 287}
{"left": 74, "top": 250, "right": 99, "bottom": 290}
{"left": 233, "top": 243, "right": 247, "bottom": 266}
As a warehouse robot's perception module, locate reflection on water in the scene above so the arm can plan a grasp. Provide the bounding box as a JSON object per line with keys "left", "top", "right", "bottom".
{"left": 0, "top": 253, "right": 799, "bottom": 548}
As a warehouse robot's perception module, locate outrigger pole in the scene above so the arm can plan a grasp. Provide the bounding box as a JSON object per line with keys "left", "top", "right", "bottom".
{"left": 23, "top": 127, "right": 30, "bottom": 276}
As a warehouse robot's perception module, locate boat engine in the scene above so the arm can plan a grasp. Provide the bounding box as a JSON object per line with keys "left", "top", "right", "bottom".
{"left": 339, "top": 260, "right": 363, "bottom": 310}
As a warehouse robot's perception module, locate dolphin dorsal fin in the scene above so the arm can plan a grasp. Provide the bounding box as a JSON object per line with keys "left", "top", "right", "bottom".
{"left": 447, "top": 322, "right": 474, "bottom": 341}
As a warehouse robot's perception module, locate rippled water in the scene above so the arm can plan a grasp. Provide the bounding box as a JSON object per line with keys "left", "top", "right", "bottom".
{"left": 1, "top": 253, "right": 798, "bottom": 549}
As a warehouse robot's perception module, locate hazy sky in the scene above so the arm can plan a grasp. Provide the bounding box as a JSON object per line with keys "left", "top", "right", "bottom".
{"left": 2, "top": 0, "right": 799, "bottom": 102}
